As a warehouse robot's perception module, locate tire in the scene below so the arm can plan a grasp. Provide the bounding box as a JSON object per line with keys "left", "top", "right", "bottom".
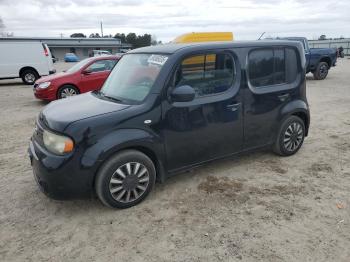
{"left": 273, "top": 116, "right": 305, "bottom": 156}
{"left": 57, "top": 85, "right": 79, "bottom": 99}
{"left": 21, "top": 69, "right": 39, "bottom": 85}
{"left": 95, "top": 150, "right": 156, "bottom": 209}
{"left": 313, "top": 62, "right": 329, "bottom": 80}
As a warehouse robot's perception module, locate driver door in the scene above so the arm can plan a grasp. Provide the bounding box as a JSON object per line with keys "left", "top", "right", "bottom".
{"left": 162, "top": 52, "right": 243, "bottom": 172}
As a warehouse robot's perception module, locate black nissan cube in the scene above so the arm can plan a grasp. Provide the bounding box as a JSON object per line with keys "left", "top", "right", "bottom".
{"left": 28, "top": 41, "right": 310, "bottom": 208}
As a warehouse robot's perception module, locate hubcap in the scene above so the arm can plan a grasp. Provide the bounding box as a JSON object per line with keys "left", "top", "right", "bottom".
{"left": 61, "top": 88, "right": 77, "bottom": 98}
{"left": 25, "top": 73, "right": 35, "bottom": 83}
{"left": 109, "top": 162, "right": 150, "bottom": 203}
{"left": 283, "top": 122, "right": 303, "bottom": 152}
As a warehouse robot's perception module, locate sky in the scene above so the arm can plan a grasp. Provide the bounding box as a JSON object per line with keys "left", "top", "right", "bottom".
{"left": 0, "top": 0, "right": 349, "bottom": 42}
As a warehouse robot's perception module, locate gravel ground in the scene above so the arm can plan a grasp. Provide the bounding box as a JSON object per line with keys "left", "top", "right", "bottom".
{"left": 0, "top": 60, "right": 350, "bottom": 262}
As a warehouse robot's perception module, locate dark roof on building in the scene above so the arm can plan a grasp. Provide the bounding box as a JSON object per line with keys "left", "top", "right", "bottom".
{"left": 0, "top": 37, "right": 131, "bottom": 48}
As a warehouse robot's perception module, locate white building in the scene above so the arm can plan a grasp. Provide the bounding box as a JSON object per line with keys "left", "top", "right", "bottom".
{"left": 0, "top": 37, "right": 131, "bottom": 60}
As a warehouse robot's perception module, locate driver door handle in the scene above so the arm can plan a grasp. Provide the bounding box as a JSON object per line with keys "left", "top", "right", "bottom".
{"left": 226, "top": 103, "right": 241, "bottom": 112}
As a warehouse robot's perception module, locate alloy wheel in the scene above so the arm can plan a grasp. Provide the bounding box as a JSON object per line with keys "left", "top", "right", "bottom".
{"left": 25, "top": 73, "right": 35, "bottom": 84}
{"left": 283, "top": 122, "right": 303, "bottom": 152}
{"left": 60, "top": 88, "right": 77, "bottom": 98}
{"left": 109, "top": 162, "right": 150, "bottom": 203}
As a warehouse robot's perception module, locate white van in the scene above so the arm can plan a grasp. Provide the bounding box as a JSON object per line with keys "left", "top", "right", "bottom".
{"left": 0, "top": 41, "right": 55, "bottom": 84}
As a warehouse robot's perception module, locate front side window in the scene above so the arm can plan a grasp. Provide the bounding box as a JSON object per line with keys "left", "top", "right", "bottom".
{"left": 100, "top": 54, "right": 168, "bottom": 103}
{"left": 174, "top": 53, "right": 235, "bottom": 97}
{"left": 66, "top": 58, "right": 94, "bottom": 73}
{"left": 86, "top": 60, "right": 117, "bottom": 72}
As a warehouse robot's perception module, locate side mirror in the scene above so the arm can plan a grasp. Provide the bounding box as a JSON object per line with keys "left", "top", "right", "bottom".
{"left": 171, "top": 85, "right": 195, "bottom": 102}
{"left": 82, "top": 69, "right": 92, "bottom": 75}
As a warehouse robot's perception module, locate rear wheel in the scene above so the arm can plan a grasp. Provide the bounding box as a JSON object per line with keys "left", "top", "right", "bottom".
{"left": 95, "top": 150, "right": 156, "bottom": 208}
{"left": 313, "top": 62, "right": 329, "bottom": 80}
{"left": 57, "top": 85, "right": 79, "bottom": 99}
{"left": 273, "top": 116, "right": 305, "bottom": 156}
{"left": 21, "top": 69, "right": 39, "bottom": 85}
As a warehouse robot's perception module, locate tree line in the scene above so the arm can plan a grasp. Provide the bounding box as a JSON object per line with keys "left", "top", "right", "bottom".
{"left": 70, "top": 32, "right": 157, "bottom": 48}
{"left": 318, "top": 34, "right": 345, "bottom": 40}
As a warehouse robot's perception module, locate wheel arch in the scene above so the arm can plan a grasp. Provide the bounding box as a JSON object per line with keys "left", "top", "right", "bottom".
{"left": 279, "top": 100, "right": 310, "bottom": 137}
{"left": 92, "top": 145, "right": 166, "bottom": 189}
{"left": 80, "top": 128, "right": 166, "bottom": 189}
{"left": 56, "top": 83, "right": 80, "bottom": 99}
{"left": 19, "top": 66, "right": 39, "bottom": 78}
{"left": 117, "top": 146, "right": 165, "bottom": 183}
{"left": 291, "top": 111, "right": 309, "bottom": 136}
{"left": 319, "top": 56, "right": 331, "bottom": 68}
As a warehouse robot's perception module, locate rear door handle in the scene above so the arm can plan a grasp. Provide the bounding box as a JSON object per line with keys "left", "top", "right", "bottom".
{"left": 226, "top": 103, "right": 241, "bottom": 112}
{"left": 278, "top": 93, "right": 290, "bottom": 101}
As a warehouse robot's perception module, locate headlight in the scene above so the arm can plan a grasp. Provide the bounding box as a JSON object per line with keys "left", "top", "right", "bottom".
{"left": 43, "top": 130, "right": 74, "bottom": 155}
{"left": 38, "top": 81, "right": 51, "bottom": 89}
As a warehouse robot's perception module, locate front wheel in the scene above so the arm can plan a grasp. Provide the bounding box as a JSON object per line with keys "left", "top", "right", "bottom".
{"left": 273, "top": 116, "right": 305, "bottom": 156}
{"left": 21, "top": 69, "right": 39, "bottom": 85}
{"left": 57, "top": 85, "right": 79, "bottom": 99}
{"left": 313, "top": 62, "right": 329, "bottom": 80}
{"left": 95, "top": 150, "right": 156, "bottom": 208}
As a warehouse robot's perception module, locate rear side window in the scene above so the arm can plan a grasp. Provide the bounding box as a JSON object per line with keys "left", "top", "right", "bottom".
{"left": 174, "top": 53, "right": 235, "bottom": 97}
{"left": 274, "top": 48, "right": 286, "bottom": 84}
{"left": 248, "top": 47, "right": 298, "bottom": 88}
{"left": 248, "top": 49, "right": 274, "bottom": 86}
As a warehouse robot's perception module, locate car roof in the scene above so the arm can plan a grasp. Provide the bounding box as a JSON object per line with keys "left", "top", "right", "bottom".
{"left": 277, "top": 37, "right": 305, "bottom": 41}
{"left": 128, "top": 40, "right": 303, "bottom": 54}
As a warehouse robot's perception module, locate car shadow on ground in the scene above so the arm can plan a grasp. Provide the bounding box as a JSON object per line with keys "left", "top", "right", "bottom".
{"left": 0, "top": 81, "right": 26, "bottom": 87}
{"left": 33, "top": 99, "right": 50, "bottom": 106}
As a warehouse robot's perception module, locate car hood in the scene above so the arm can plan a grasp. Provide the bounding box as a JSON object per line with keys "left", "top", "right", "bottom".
{"left": 40, "top": 92, "right": 131, "bottom": 132}
{"left": 36, "top": 71, "right": 73, "bottom": 83}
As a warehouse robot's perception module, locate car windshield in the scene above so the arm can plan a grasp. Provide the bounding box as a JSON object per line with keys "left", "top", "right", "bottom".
{"left": 66, "top": 58, "right": 93, "bottom": 73}
{"left": 100, "top": 53, "right": 168, "bottom": 103}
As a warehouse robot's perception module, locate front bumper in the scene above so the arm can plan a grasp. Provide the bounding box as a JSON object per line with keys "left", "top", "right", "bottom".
{"left": 28, "top": 138, "right": 95, "bottom": 200}
{"left": 33, "top": 86, "right": 57, "bottom": 101}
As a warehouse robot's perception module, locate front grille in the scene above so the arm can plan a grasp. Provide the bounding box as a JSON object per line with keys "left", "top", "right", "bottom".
{"left": 33, "top": 119, "right": 45, "bottom": 147}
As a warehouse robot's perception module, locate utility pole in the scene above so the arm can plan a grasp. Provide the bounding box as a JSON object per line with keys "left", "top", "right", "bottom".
{"left": 100, "top": 21, "right": 103, "bottom": 37}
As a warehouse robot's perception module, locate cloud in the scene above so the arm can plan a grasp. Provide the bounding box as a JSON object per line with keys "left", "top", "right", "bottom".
{"left": 0, "top": 0, "right": 349, "bottom": 41}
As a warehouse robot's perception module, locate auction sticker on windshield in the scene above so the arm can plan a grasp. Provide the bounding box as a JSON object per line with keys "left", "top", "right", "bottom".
{"left": 147, "top": 55, "right": 168, "bottom": 66}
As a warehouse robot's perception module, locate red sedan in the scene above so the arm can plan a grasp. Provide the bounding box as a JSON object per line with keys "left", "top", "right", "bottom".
{"left": 33, "top": 56, "right": 120, "bottom": 101}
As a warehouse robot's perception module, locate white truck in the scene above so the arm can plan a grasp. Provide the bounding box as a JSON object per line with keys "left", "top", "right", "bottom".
{"left": 0, "top": 41, "right": 55, "bottom": 84}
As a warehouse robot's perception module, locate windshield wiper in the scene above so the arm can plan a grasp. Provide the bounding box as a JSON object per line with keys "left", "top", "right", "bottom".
{"left": 97, "top": 91, "right": 123, "bottom": 103}
{"left": 103, "top": 95, "right": 123, "bottom": 103}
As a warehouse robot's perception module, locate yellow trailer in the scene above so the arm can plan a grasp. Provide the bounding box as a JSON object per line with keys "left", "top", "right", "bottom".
{"left": 173, "top": 32, "right": 234, "bottom": 43}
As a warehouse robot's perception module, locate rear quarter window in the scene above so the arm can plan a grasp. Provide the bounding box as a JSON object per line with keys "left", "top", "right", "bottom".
{"left": 248, "top": 47, "right": 299, "bottom": 89}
